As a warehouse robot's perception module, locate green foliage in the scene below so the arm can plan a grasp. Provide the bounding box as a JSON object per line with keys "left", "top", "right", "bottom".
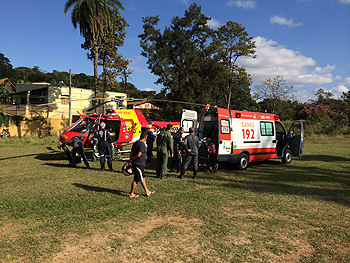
{"left": 0, "top": 112, "right": 10, "bottom": 127}
{"left": 295, "top": 103, "right": 350, "bottom": 135}
{"left": 0, "top": 52, "right": 18, "bottom": 83}
{"left": 139, "top": 3, "right": 256, "bottom": 119}
{"left": 64, "top": 0, "right": 125, "bottom": 103}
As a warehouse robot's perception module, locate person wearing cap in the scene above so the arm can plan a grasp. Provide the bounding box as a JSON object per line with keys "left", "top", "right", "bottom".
{"left": 156, "top": 124, "right": 174, "bottom": 179}
{"left": 62, "top": 136, "right": 90, "bottom": 168}
{"left": 93, "top": 122, "right": 113, "bottom": 171}
{"left": 128, "top": 132, "right": 155, "bottom": 198}
{"left": 178, "top": 127, "right": 199, "bottom": 179}
{"left": 146, "top": 126, "right": 155, "bottom": 162}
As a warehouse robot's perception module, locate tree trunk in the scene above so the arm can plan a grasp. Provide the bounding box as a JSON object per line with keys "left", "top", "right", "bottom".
{"left": 93, "top": 44, "right": 98, "bottom": 112}
{"left": 102, "top": 60, "right": 107, "bottom": 114}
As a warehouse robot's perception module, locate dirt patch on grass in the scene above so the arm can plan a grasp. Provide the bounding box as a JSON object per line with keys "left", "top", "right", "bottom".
{"left": 50, "top": 216, "right": 204, "bottom": 262}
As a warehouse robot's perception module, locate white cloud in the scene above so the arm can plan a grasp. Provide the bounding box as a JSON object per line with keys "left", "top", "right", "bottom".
{"left": 238, "top": 36, "right": 334, "bottom": 87}
{"left": 226, "top": 0, "right": 257, "bottom": 9}
{"left": 207, "top": 18, "right": 221, "bottom": 28}
{"left": 344, "top": 77, "right": 350, "bottom": 86}
{"left": 143, "top": 88, "right": 154, "bottom": 92}
{"left": 314, "top": 65, "right": 335, "bottom": 74}
{"left": 338, "top": 0, "right": 350, "bottom": 4}
{"left": 335, "top": 75, "right": 343, "bottom": 81}
{"left": 323, "top": 85, "right": 349, "bottom": 99}
{"left": 178, "top": 0, "right": 189, "bottom": 5}
{"left": 270, "top": 15, "right": 303, "bottom": 28}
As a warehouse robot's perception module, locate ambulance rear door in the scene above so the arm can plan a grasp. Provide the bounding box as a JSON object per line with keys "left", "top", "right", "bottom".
{"left": 217, "top": 108, "right": 231, "bottom": 160}
{"left": 288, "top": 120, "right": 304, "bottom": 157}
{"left": 181, "top": 109, "right": 197, "bottom": 137}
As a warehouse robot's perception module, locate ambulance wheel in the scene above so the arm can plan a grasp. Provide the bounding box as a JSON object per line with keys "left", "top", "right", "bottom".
{"left": 237, "top": 153, "right": 249, "bottom": 170}
{"left": 282, "top": 149, "right": 292, "bottom": 164}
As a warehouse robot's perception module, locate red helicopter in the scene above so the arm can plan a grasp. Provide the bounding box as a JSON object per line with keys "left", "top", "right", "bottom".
{"left": 59, "top": 105, "right": 180, "bottom": 153}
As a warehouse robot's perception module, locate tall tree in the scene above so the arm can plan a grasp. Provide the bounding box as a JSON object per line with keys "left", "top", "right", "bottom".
{"left": 64, "top": 0, "right": 124, "bottom": 106}
{"left": 139, "top": 3, "right": 256, "bottom": 118}
{"left": 253, "top": 76, "right": 295, "bottom": 114}
{"left": 213, "top": 21, "right": 256, "bottom": 109}
{"left": 97, "top": 8, "right": 128, "bottom": 103}
{"left": 139, "top": 3, "right": 219, "bottom": 118}
{"left": 0, "top": 53, "right": 18, "bottom": 83}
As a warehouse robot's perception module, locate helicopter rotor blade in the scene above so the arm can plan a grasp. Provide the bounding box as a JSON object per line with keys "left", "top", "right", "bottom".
{"left": 84, "top": 97, "right": 148, "bottom": 112}
{"left": 84, "top": 98, "right": 113, "bottom": 112}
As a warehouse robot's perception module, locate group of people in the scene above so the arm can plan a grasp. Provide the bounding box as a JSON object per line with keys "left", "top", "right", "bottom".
{"left": 63, "top": 121, "right": 217, "bottom": 199}
{"left": 155, "top": 124, "right": 202, "bottom": 179}
{"left": 1, "top": 129, "right": 10, "bottom": 138}
{"left": 62, "top": 122, "right": 113, "bottom": 171}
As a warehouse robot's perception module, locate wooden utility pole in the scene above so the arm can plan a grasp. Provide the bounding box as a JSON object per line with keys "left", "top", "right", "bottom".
{"left": 69, "top": 69, "right": 72, "bottom": 127}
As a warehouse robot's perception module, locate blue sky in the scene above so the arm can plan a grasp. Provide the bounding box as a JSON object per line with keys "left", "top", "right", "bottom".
{"left": 1, "top": 0, "right": 349, "bottom": 102}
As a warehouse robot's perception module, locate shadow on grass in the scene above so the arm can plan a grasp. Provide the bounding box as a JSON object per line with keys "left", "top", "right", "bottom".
{"left": 221, "top": 180, "right": 350, "bottom": 207}
{"left": 35, "top": 152, "right": 67, "bottom": 161}
{"left": 302, "top": 155, "right": 350, "bottom": 162}
{"left": 199, "top": 162, "right": 350, "bottom": 207}
{"left": 0, "top": 153, "right": 38, "bottom": 161}
{"left": 72, "top": 183, "right": 127, "bottom": 196}
{"left": 46, "top": 146, "right": 61, "bottom": 152}
{"left": 43, "top": 163, "right": 96, "bottom": 170}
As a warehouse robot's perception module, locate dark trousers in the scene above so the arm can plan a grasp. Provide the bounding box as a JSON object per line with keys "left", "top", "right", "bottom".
{"left": 98, "top": 142, "right": 112, "bottom": 170}
{"left": 182, "top": 154, "right": 198, "bottom": 174}
{"left": 71, "top": 146, "right": 89, "bottom": 168}
{"left": 170, "top": 150, "right": 182, "bottom": 172}
{"left": 147, "top": 144, "right": 153, "bottom": 162}
{"left": 209, "top": 153, "right": 218, "bottom": 172}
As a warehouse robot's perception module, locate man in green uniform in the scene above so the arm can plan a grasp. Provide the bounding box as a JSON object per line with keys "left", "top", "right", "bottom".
{"left": 156, "top": 124, "right": 174, "bottom": 179}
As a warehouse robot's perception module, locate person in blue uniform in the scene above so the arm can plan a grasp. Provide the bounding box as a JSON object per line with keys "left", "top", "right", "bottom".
{"left": 93, "top": 122, "right": 113, "bottom": 171}
{"left": 170, "top": 127, "right": 184, "bottom": 173}
{"left": 146, "top": 126, "right": 155, "bottom": 162}
{"left": 178, "top": 127, "right": 199, "bottom": 179}
{"left": 62, "top": 136, "right": 90, "bottom": 168}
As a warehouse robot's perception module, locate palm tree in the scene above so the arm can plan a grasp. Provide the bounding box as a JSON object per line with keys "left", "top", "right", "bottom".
{"left": 64, "top": 0, "right": 124, "bottom": 106}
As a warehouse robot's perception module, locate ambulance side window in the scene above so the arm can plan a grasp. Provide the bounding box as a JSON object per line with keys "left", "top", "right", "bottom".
{"left": 220, "top": 119, "right": 230, "bottom": 134}
{"left": 260, "top": 122, "right": 274, "bottom": 136}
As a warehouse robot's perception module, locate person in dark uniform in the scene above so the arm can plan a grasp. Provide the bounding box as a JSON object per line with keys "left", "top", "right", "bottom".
{"left": 146, "top": 126, "right": 155, "bottom": 162}
{"left": 156, "top": 124, "right": 174, "bottom": 179}
{"left": 128, "top": 132, "right": 155, "bottom": 198}
{"left": 62, "top": 136, "right": 90, "bottom": 168}
{"left": 93, "top": 122, "right": 113, "bottom": 171}
{"left": 178, "top": 127, "right": 199, "bottom": 179}
{"left": 170, "top": 127, "right": 184, "bottom": 173}
{"left": 208, "top": 132, "right": 218, "bottom": 173}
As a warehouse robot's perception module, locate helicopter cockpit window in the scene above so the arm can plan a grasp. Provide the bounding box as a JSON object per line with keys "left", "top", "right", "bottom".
{"left": 69, "top": 118, "right": 93, "bottom": 134}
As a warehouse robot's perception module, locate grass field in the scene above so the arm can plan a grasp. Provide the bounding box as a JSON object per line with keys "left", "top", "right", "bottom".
{"left": 0, "top": 136, "right": 349, "bottom": 262}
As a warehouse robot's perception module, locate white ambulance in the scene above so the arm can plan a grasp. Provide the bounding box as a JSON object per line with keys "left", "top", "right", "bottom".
{"left": 181, "top": 107, "right": 304, "bottom": 170}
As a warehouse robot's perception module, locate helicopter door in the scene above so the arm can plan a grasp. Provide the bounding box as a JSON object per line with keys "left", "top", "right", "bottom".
{"left": 287, "top": 120, "right": 304, "bottom": 157}
{"left": 118, "top": 120, "right": 135, "bottom": 144}
{"left": 181, "top": 109, "right": 197, "bottom": 137}
{"left": 85, "top": 115, "right": 101, "bottom": 147}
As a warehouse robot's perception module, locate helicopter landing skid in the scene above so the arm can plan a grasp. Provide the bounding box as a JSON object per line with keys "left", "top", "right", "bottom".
{"left": 113, "top": 148, "right": 131, "bottom": 161}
